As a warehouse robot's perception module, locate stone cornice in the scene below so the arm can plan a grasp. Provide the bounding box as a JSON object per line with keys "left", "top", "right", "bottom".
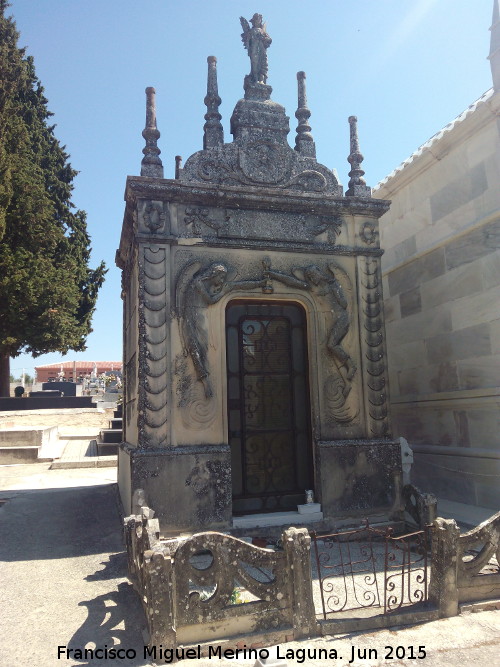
{"left": 124, "top": 175, "right": 390, "bottom": 218}
{"left": 130, "top": 234, "right": 384, "bottom": 257}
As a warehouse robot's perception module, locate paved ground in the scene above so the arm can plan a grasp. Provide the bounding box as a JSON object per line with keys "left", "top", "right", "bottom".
{"left": 0, "top": 462, "right": 499, "bottom": 667}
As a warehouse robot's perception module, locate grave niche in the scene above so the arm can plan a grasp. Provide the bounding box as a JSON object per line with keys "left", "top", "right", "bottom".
{"left": 116, "top": 14, "right": 401, "bottom": 536}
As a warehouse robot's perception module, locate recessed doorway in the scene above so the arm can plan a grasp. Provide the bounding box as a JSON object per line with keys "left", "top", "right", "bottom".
{"left": 226, "top": 301, "right": 313, "bottom": 514}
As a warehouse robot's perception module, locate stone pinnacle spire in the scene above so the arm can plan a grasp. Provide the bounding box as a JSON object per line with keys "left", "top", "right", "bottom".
{"left": 203, "top": 56, "right": 224, "bottom": 149}
{"left": 346, "top": 116, "right": 371, "bottom": 197}
{"left": 489, "top": 0, "right": 500, "bottom": 90}
{"left": 294, "top": 71, "right": 316, "bottom": 158}
{"left": 141, "top": 87, "right": 163, "bottom": 178}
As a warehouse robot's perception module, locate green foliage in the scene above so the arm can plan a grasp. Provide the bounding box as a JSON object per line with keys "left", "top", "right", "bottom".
{"left": 0, "top": 2, "right": 106, "bottom": 391}
{"left": 229, "top": 588, "right": 245, "bottom": 605}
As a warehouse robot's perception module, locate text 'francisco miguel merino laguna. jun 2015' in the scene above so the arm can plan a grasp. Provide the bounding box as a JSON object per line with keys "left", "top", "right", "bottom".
{"left": 57, "top": 643, "right": 428, "bottom": 663}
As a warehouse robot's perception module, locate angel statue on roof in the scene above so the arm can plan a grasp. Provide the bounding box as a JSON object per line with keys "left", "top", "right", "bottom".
{"left": 240, "top": 13, "right": 272, "bottom": 84}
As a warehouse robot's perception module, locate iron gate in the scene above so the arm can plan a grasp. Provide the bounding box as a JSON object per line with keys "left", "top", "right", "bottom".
{"left": 311, "top": 521, "right": 429, "bottom": 619}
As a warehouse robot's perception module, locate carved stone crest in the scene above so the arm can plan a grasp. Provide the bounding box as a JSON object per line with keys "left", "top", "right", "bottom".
{"left": 238, "top": 141, "right": 291, "bottom": 184}
{"left": 141, "top": 201, "right": 167, "bottom": 234}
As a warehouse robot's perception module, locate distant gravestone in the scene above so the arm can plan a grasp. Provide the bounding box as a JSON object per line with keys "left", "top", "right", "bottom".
{"left": 42, "top": 381, "right": 77, "bottom": 396}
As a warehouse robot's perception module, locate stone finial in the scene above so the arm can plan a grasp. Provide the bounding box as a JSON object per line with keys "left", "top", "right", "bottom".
{"left": 203, "top": 56, "right": 224, "bottom": 149}
{"left": 141, "top": 87, "right": 164, "bottom": 178}
{"left": 489, "top": 0, "right": 500, "bottom": 91}
{"left": 175, "top": 155, "right": 183, "bottom": 180}
{"left": 346, "top": 116, "right": 371, "bottom": 197}
{"left": 294, "top": 71, "right": 316, "bottom": 158}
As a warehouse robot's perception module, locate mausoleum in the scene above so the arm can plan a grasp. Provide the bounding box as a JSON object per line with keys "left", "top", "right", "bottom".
{"left": 117, "top": 14, "right": 403, "bottom": 536}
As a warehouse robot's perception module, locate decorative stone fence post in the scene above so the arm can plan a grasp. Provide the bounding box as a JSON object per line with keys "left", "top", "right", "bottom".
{"left": 144, "top": 549, "right": 176, "bottom": 648}
{"left": 282, "top": 527, "right": 317, "bottom": 638}
{"left": 429, "top": 517, "right": 460, "bottom": 617}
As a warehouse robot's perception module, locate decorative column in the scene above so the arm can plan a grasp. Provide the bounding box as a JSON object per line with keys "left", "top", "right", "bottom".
{"left": 346, "top": 115, "right": 370, "bottom": 197}
{"left": 203, "top": 56, "right": 224, "bottom": 149}
{"left": 294, "top": 71, "right": 316, "bottom": 158}
{"left": 141, "top": 87, "right": 164, "bottom": 178}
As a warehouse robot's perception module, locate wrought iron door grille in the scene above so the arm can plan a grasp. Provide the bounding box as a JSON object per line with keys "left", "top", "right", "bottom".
{"left": 311, "top": 521, "right": 429, "bottom": 618}
{"left": 226, "top": 301, "right": 313, "bottom": 514}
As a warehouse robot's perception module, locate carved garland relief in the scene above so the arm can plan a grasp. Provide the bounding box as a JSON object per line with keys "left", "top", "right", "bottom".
{"left": 138, "top": 245, "right": 168, "bottom": 447}
{"left": 360, "top": 256, "right": 390, "bottom": 437}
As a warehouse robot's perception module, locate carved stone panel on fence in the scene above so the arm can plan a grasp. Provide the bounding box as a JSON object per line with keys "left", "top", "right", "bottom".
{"left": 174, "top": 532, "right": 291, "bottom": 628}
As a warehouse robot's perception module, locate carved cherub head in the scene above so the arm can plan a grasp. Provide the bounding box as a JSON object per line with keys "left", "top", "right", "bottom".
{"left": 202, "top": 263, "right": 228, "bottom": 294}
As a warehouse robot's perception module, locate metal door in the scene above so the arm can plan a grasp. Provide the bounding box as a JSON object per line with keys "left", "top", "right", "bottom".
{"left": 226, "top": 301, "right": 313, "bottom": 514}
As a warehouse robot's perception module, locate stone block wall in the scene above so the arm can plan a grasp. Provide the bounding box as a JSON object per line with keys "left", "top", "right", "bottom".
{"left": 375, "top": 89, "right": 500, "bottom": 509}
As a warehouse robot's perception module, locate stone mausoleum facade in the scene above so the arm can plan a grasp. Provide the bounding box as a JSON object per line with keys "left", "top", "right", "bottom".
{"left": 117, "top": 15, "right": 402, "bottom": 536}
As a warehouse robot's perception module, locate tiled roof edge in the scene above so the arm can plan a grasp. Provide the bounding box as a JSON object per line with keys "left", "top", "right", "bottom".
{"left": 374, "top": 88, "right": 495, "bottom": 191}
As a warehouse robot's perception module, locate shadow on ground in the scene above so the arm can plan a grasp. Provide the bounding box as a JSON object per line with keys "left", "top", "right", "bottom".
{"left": 0, "top": 484, "right": 123, "bottom": 561}
{"left": 0, "top": 481, "right": 148, "bottom": 666}
{"left": 67, "top": 580, "right": 146, "bottom": 666}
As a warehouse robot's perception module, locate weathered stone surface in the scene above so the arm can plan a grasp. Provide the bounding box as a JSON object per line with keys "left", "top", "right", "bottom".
{"left": 457, "top": 353, "right": 500, "bottom": 390}
{"left": 387, "top": 247, "right": 445, "bottom": 297}
{"left": 444, "top": 218, "right": 500, "bottom": 270}
{"left": 377, "top": 81, "right": 500, "bottom": 512}
{"left": 399, "top": 286, "right": 422, "bottom": 318}
{"left": 480, "top": 247, "right": 500, "bottom": 289}
{"left": 317, "top": 439, "right": 403, "bottom": 519}
{"left": 420, "top": 261, "right": 483, "bottom": 310}
{"left": 490, "top": 318, "right": 500, "bottom": 354}
{"left": 386, "top": 303, "right": 452, "bottom": 346}
{"left": 430, "top": 162, "right": 488, "bottom": 223}
{"left": 389, "top": 339, "right": 426, "bottom": 372}
{"left": 425, "top": 323, "right": 491, "bottom": 365}
{"left": 468, "top": 406, "right": 500, "bottom": 450}
{"left": 450, "top": 285, "right": 500, "bottom": 331}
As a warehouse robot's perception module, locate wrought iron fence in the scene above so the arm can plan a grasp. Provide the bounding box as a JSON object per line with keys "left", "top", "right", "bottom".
{"left": 311, "top": 521, "right": 429, "bottom": 619}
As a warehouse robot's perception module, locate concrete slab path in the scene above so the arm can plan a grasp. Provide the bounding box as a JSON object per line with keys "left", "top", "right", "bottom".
{"left": 0, "top": 463, "right": 499, "bottom": 667}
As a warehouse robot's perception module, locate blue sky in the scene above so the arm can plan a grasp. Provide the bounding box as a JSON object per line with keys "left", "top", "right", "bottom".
{"left": 7, "top": 0, "right": 495, "bottom": 377}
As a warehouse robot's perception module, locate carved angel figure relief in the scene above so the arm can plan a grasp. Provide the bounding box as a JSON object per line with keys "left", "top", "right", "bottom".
{"left": 263, "top": 260, "right": 357, "bottom": 407}
{"left": 176, "top": 261, "right": 266, "bottom": 399}
{"left": 240, "top": 14, "right": 272, "bottom": 84}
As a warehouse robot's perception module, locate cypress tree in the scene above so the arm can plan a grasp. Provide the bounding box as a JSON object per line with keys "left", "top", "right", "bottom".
{"left": 0, "top": 1, "right": 106, "bottom": 395}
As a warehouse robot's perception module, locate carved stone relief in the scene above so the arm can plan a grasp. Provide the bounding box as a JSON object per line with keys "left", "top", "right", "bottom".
{"left": 138, "top": 245, "right": 168, "bottom": 447}
{"left": 175, "top": 352, "right": 218, "bottom": 431}
{"left": 180, "top": 205, "right": 344, "bottom": 245}
{"left": 360, "top": 221, "right": 379, "bottom": 246}
{"left": 175, "top": 255, "right": 359, "bottom": 426}
{"left": 184, "top": 455, "right": 232, "bottom": 526}
{"left": 139, "top": 200, "right": 169, "bottom": 235}
{"left": 183, "top": 206, "right": 225, "bottom": 235}
{"left": 180, "top": 143, "right": 342, "bottom": 196}
{"left": 263, "top": 259, "right": 359, "bottom": 423}
{"left": 359, "top": 256, "right": 390, "bottom": 437}
{"left": 175, "top": 260, "right": 266, "bottom": 400}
